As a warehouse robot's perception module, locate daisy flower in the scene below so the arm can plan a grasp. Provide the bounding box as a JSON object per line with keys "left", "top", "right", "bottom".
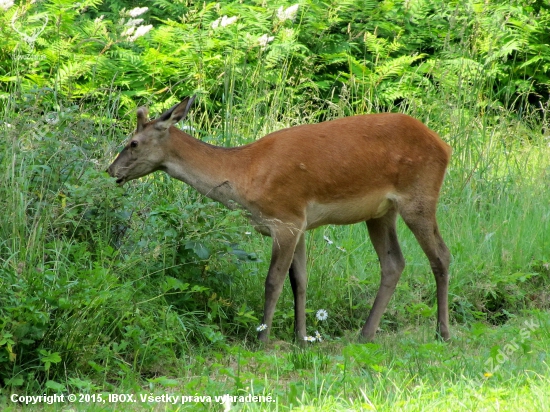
{"left": 316, "top": 309, "right": 328, "bottom": 321}
{"left": 315, "top": 330, "right": 323, "bottom": 342}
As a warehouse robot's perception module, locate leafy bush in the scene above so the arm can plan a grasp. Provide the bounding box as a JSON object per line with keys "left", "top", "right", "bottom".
{"left": 0, "top": 98, "right": 254, "bottom": 389}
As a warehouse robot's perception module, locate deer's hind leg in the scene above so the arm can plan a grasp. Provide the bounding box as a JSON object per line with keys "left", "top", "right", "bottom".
{"left": 399, "top": 198, "right": 451, "bottom": 341}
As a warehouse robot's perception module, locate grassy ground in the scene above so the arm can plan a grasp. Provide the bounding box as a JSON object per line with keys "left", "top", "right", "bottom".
{"left": 4, "top": 311, "right": 550, "bottom": 411}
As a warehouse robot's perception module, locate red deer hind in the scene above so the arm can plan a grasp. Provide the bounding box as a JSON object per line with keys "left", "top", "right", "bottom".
{"left": 107, "top": 95, "right": 452, "bottom": 343}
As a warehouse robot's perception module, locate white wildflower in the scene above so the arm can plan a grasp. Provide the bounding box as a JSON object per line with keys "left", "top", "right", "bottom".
{"left": 256, "top": 324, "right": 268, "bottom": 332}
{"left": 212, "top": 15, "right": 238, "bottom": 29}
{"left": 258, "top": 34, "right": 274, "bottom": 48}
{"left": 323, "top": 235, "right": 333, "bottom": 245}
{"left": 277, "top": 4, "right": 299, "bottom": 22}
{"left": 129, "top": 24, "right": 153, "bottom": 41}
{"left": 0, "top": 0, "right": 14, "bottom": 11}
{"left": 94, "top": 15, "right": 105, "bottom": 24}
{"left": 304, "top": 336, "right": 316, "bottom": 342}
{"left": 316, "top": 309, "right": 328, "bottom": 321}
{"left": 181, "top": 125, "right": 196, "bottom": 132}
{"left": 128, "top": 6, "right": 148, "bottom": 18}
{"left": 245, "top": 232, "right": 252, "bottom": 235}
{"left": 221, "top": 15, "right": 238, "bottom": 27}
{"left": 126, "top": 18, "right": 144, "bottom": 27}
{"left": 122, "top": 26, "right": 135, "bottom": 37}
{"left": 315, "top": 330, "right": 323, "bottom": 342}
{"left": 337, "top": 246, "right": 347, "bottom": 252}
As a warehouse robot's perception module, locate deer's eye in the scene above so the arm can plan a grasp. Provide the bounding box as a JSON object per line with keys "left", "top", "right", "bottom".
{"left": 130, "top": 140, "right": 138, "bottom": 148}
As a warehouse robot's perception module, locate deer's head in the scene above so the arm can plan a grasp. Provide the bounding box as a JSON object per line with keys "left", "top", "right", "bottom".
{"left": 107, "top": 95, "right": 196, "bottom": 185}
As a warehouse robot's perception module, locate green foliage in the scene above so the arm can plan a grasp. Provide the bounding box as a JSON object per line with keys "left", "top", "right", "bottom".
{"left": 0, "top": 0, "right": 549, "bottom": 402}
{"left": 288, "top": 347, "right": 330, "bottom": 371}
{"left": 2, "top": 0, "right": 548, "bottom": 118}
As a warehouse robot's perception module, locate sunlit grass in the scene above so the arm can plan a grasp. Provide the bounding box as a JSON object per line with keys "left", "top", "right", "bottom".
{"left": 17, "top": 311, "right": 550, "bottom": 411}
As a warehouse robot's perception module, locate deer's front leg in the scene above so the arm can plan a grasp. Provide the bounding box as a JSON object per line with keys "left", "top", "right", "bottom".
{"left": 258, "top": 226, "right": 302, "bottom": 343}
{"left": 289, "top": 233, "right": 307, "bottom": 343}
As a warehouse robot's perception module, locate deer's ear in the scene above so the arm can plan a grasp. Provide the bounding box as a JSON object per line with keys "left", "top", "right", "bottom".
{"left": 136, "top": 107, "right": 149, "bottom": 133}
{"left": 155, "top": 95, "right": 197, "bottom": 131}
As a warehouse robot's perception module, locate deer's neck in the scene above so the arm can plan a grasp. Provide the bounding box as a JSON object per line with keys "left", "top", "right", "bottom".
{"left": 162, "top": 129, "right": 246, "bottom": 209}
